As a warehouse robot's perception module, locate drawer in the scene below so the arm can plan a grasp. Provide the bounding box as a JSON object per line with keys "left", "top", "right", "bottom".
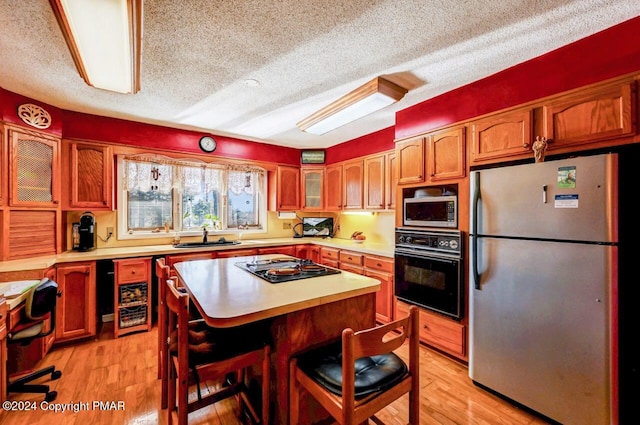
{"left": 321, "top": 258, "right": 339, "bottom": 269}
{"left": 339, "top": 251, "right": 363, "bottom": 266}
{"left": 396, "top": 301, "right": 465, "bottom": 357}
{"left": 364, "top": 255, "right": 394, "bottom": 273}
{"left": 340, "top": 264, "right": 364, "bottom": 275}
{"left": 116, "top": 260, "right": 149, "bottom": 284}
{"left": 321, "top": 247, "right": 340, "bottom": 261}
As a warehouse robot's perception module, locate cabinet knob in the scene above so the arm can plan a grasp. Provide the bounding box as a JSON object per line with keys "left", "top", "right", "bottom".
{"left": 522, "top": 142, "right": 530, "bottom": 148}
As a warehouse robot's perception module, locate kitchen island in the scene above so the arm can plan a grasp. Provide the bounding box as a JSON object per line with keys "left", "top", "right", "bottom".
{"left": 173, "top": 254, "right": 380, "bottom": 424}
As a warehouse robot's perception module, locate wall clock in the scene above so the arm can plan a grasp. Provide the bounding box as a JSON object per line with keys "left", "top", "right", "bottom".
{"left": 199, "top": 136, "right": 217, "bottom": 153}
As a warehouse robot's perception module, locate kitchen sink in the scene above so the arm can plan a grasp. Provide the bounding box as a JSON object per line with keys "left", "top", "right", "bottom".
{"left": 174, "top": 238, "right": 241, "bottom": 248}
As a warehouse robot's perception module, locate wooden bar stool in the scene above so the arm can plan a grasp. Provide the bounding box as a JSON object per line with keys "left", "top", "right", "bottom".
{"left": 289, "top": 305, "right": 419, "bottom": 425}
{"left": 165, "top": 278, "right": 271, "bottom": 425}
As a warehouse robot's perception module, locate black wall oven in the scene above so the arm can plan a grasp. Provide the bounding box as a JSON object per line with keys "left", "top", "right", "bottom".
{"left": 394, "top": 229, "right": 463, "bottom": 320}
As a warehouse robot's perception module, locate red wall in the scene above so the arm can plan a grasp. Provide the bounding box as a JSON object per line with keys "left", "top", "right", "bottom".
{"left": 396, "top": 16, "right": 640, "bottom": 140}
{"left": 61, "top": 110, "right": 301, "bottom": 165}
{"left": 0, "top": 90, "right": 63, "bottom": 136}
{"left": 326, "top": 126, "right": 395, "bottom": 164}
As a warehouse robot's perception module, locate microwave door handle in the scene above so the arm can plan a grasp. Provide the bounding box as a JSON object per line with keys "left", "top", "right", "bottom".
{"left": 472, "top": 171, "right": 482, "bottom": 290}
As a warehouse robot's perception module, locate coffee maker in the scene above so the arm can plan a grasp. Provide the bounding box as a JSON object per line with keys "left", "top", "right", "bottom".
{"left": 73, "top": 212, "right": 97, "bottom": 251}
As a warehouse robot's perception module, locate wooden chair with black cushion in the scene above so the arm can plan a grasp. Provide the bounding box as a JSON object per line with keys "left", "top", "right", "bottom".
{"left": 289, "top": 305, "right": 419, "bottom": 425}
{"left": 7, "top": 278, "right": 62, "bottom": 402}
{"left": 165, "top": 278, "right": 271, "bottom": 425}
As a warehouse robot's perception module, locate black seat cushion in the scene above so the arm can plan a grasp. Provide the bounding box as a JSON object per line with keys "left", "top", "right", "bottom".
{"left": 298, "top": 341, "right": 408, "bottom": 399}
{"left": 169, "top": 319, "right": 272, "bottom": 366}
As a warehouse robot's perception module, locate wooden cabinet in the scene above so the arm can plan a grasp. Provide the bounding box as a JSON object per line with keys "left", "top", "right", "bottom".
{"left": 342, "top": 159, "right": 363, "bottom": 210}
{"left": 364, "top": 154, "right": 385, "bottom": 209}
{"left": 363, "top": 255, "right": 394, "bottom": 324}
{"left": 274, "top": 165, "right": 300, "bottom": 211}
{"left": 542, "top": 81, "right": 635, "bottom": 149}
{"left": 8, "top": 127, "right": 60, "bottom": 208}
{"left": 63, "top": 140, "right": 113, "bottom": 210}
{"left": 0, "top": 128, "right": 5, "bottom": 206}
{"left": 301, "top": 167, "right": 324, "bottom": 211}
{"left": 385, "top": 152, "right": 397, "bottom": 209}
{"left": 113, "top": 257, "right": 151, "bottom": 338}
{"left": 427, "top": 126, "right": 466, "bottom": 181}
{"left": 324, "top": 164, "right": 343, "bottom": 211}
{"left": 470, "top": 108, "right": 533, "bottom": 164}
{"left": 319, "top": 247, "right": 340, "bottom": 268}
{"left": 2, "top": 210, "right": 60, "bottom": 261}
{"left": 396, "top": 300, "right": 465, "bottom": 359}
{"left": 216, "top": 248, "right": 258, "bottom": 258}
{"left": 295, "top": 244, "right": 320, "bottom": 262}
{"left": 396, "top": 136, "right": 425, "bottom": 184}
{"left": 257, "top": 245, "right": 296, "bottom": 256}
{"left": 165, "top": 252, "right": 214, "bottom": 269}
{"left": 55, "top": 262, "right": 97, "bottom": 342}
{"left": 339, "top": 250, "right": 364, "bottom": 274}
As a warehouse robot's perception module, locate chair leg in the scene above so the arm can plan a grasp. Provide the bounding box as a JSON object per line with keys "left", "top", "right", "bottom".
{"left": 168, "top": 360, "right": 177, "bottom": 425}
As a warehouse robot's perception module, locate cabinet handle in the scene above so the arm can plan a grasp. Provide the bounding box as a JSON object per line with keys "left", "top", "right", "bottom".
{"left": 522, "top": 142, "right": 530, "bottom": 148}
{"left": 376, "top": 262, "right": 382, "bottom": 267}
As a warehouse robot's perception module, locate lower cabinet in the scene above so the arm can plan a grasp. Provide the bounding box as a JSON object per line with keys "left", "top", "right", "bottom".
{"left": 257, "top": 246, "right": 296, "bottom": 256}
{"left": 319, "top": 247, "right": 340, "bottom": 268}
{"left": 113, "top": 257, "right": 152, "bottom": 338}
{"left": 295, "top": 244, "right": 320, "bottom": 262}
{"left": 216, "top": 248, "right": 258, "bottom": 258}
{"left": 396, "top": 299, "right": 466, "bottom": 360}
{"left": 55, "top": 262, "right": 97, "bottom": 342}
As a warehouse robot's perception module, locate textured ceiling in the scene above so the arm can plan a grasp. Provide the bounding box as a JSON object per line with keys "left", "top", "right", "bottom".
{"left": 0, "top": 1, "right": 639, "bottom": 149}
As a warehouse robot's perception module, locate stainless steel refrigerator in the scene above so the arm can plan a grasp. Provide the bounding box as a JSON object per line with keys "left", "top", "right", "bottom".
{"left": 469, "top": 153, "right": 618, "bottom": 425}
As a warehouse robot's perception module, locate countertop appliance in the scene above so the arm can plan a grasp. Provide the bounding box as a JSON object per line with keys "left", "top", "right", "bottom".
{"left": 75, "top": 212, "right": 97, "bottom": 252}
{"left": 394, "top": 228, "right": 463, "bottom": 320}
{"left": 469, "top": 153, "right": 618, "bottom": 425}
{"left": 235, "top": 258, "right": 340, "bottom": 283}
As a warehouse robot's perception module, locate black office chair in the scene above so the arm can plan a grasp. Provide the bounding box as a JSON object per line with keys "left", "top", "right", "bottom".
{"left": 7, "top": 278, "right": 62, "bottom": 402}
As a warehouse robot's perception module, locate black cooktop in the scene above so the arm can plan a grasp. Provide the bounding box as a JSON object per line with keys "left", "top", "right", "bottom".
{"left": 235, "top": 258, "right": 341, "bottom": 283}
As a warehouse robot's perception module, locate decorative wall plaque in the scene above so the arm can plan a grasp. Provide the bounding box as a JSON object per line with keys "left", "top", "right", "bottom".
{"left": 17, "top": 103, "right": 52, "bottom": 129}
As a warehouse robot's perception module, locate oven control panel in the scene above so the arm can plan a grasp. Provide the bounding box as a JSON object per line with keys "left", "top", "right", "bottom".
{"left": 395, "top": 228, "right": 462, "bottom": 256}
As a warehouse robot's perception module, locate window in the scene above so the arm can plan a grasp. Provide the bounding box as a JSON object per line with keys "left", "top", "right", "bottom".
{"left": 117, "top": 155, "right": 266, "bottom": 238}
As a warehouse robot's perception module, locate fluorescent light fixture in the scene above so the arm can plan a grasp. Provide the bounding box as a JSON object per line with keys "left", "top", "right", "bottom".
{"left": 297, "top": 76, "right": 407, "bottom": 135}
{"left": 50, "top": 0, "right": 142, "bottom": 94}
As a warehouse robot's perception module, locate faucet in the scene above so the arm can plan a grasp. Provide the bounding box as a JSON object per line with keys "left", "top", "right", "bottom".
{"left": 202, "top": 226, "right": 208, "bottom": 244}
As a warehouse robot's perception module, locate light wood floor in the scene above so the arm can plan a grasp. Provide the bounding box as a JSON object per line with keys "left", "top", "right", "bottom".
{"left": 1, "top": 324, "right": 551, "bottom": 425}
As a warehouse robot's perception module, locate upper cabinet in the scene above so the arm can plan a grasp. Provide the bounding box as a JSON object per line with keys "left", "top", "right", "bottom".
{"left": 396, "top": 136, "right": 425, "bottom": 184}
{"left": 272, "top": 165, "right": 300, "bottom": 211}
{"left": 427, "top": 126, "right": 466, "bottom": 181}
{"left": 385, "top": 152, "right": 397, "bottom": 210}
{"left": 342, "top": 159, "right": 364, "bottom": 210}
{"left": 542, "top": 81, "right": 635, "bottom": 149}
{"left": 324, "top": 164, "right": 343, "bottom": 211}
{"left": 8, "top": 127, "right": 60, "bottom": 208}
{"left": 364, "top": 154, "right": 385, "bottom": 209}
{"left": 470, "top": 108, "right": 533, "bottom": 164}
{"left": 301, "top": 167, "right": 324, "bottom": 211}
{"left": 62, "top": 140, "right": 113, "bottom": 210}
{"left": 470, "top": 78, "right": 637, "bottom": 165}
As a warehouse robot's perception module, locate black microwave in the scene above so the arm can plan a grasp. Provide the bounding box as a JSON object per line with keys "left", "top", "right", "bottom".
{"left": 403, "top": 195, "right": 457, "bottom": 228}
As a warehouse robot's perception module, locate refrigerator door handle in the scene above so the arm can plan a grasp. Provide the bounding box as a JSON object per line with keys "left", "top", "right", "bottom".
{"left": 472, "top": 171, "right": 481, "bottom": 289}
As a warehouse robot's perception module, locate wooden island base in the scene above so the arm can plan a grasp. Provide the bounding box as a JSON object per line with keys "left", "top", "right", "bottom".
{"left": 270, "top": 293, "right": 376, "bottom": 425}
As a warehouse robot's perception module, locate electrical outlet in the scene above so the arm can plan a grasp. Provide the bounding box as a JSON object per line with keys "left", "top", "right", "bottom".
{"left": 282, "top": 222, "right": 292, "bottom": 230}
{"left": 107, "top": 227, "right": 114, "bottom": 236}
{"left": 336, "top": 225, "right": 341, "bottom": 231}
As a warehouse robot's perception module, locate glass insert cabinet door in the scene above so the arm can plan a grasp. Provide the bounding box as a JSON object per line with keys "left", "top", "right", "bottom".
{"left": 301, "top": 167, "right": 324, "bottom": 211}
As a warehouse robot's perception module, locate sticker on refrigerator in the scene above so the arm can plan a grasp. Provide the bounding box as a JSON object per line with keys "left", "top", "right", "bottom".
{"left": 557, "top": 166, "right": 576, "bottom": 188}
{"left": 555, "top": 194, "right": 578, "bottom": 208}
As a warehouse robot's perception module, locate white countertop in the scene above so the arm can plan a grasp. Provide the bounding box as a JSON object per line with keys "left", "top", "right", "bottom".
{"left": 0, "top": 237, "right": 393, "bottom": 273}
{"left": 174, "top": 254, "right": 380, "bottom": 327}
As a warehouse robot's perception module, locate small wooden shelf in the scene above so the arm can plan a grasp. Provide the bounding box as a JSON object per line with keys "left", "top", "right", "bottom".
{"left": 113, "top": 257, "right": 152, "bottom": 338}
